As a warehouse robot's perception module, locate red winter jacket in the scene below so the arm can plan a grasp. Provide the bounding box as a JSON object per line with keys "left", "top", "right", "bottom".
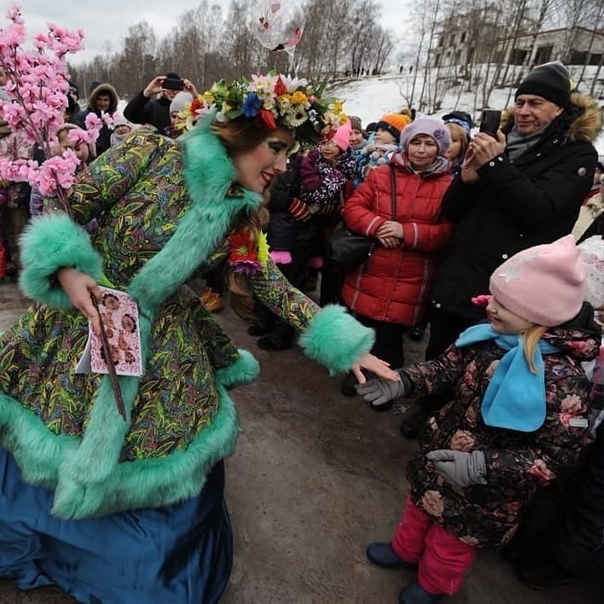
{"left": 341, "top": 154, "right": 453, "bottom": 326}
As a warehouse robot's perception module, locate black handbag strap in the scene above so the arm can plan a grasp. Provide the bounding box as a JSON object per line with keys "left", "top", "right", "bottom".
{"left": 389, "top": 163, "right": 397, "bottom": 220}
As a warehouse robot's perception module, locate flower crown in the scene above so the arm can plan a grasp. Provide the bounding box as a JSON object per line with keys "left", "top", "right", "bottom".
{"left": 182, "top": 73, "right": 346, "bottom": 144}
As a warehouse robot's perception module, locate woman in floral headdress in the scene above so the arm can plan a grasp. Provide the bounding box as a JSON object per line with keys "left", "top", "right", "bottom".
{"left": 0, "top": 73, "right": 397, "bottom": 603}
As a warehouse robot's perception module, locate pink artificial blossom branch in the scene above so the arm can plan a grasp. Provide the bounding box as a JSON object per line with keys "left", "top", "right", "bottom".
{"left": 0, "top": 4, "right": 88, "bottom": 214}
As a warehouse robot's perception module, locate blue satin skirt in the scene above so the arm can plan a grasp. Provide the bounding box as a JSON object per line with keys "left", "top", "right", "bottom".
{"left": 0, "top": 447, "right": 232, "bottom": 603}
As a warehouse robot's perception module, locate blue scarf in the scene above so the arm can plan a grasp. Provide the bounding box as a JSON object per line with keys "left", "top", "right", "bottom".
{"left": 455, "top": 324, "right": 559, "bottom": 432}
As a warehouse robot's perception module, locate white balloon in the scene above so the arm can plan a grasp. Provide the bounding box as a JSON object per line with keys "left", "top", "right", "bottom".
{"left": 250, "top": 0, "right": 305, "bottom": 52}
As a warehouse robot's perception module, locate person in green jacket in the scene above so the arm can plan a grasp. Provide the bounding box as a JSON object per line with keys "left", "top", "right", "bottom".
{"left": 0, "top": 73, "right": 397, "bottom": 604}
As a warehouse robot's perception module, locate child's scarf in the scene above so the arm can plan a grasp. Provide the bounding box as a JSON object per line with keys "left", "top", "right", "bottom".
{"left": 455, "top": 323, "right": 559, "bottom": 432}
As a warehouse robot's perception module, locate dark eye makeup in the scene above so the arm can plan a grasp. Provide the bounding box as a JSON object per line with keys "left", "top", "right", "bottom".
{"left": 267, "top": 140, "right": 289, "bottom": 153}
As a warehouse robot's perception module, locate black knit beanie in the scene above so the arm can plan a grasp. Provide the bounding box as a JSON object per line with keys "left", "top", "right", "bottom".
{"left": 515, "top": 61, "right": 571, "bottom": 108}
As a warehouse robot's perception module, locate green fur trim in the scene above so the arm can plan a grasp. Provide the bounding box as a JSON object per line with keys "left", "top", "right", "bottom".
{"left": 56, "top": 314, "right": 153, "bottom": 489}
{"left": 58, "top": 375, "right": 139, "bottom": 487}
{"left": 2, "top": 116, "right": 267, "bottom": 519}
{"left": 298, "top": 304, "right": 375, "bottom": 375}
{"left": 128, "top": 113, "right": 262, "bottom": 315}
{"left": 0, "top": 388, "right": 239, "bottom": 520}
{"left": 0, "top": 392, "right": 78, "bottom": 489}
{"left": 19, "top": 213, "right": 103, "bottom": 308}
{"left": 215, "top": 349, "right": 260, "bottom": 388}
{"left": 52, "top": 386, "right": 240, "bottom": 519}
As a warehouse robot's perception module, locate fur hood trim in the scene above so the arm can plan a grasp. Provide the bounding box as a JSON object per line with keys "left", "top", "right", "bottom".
{"left": 501, "top": 90, "right": 602, "bottom": 144}
{"left": 566, "top": 91, "right": 603, "bottom": 143}
{"left": 87, "top": 83, "right": 119, "bottom": 114}
{"left": 129, "top": 111, "right": 262, "bottom": 314}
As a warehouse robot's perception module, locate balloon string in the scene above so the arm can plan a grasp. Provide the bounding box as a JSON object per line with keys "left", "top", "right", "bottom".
{"left": 287, "top": 49, "right": 296, "bottom": 78}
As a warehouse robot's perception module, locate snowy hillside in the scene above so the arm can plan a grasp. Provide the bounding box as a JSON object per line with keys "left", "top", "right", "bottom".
{"left": 331, "top": 70, "right": 604, "bottom": 154}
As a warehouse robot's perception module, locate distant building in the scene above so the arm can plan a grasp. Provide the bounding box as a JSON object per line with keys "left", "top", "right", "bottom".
{"left": 430, "top": 24, "right": 604, "bottom": 68}
{"left": 503, "top": 27, "right": 604, "bottom": 66}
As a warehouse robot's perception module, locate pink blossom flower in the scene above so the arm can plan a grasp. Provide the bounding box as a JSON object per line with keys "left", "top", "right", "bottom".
{"left": 33, "top": 33, "right": 49, "bottom": 50}
{"left": 0, "top": 5, "right": 89, "bottom": 213}
{"left": 0, "top": 22, "right": 26, "bottom": 47}
{"left": 6, "top": 4, "right": 23, "bottom": 22}
{"left": 84, "top": 112, "right": 102, "bottom": 130}
{"left": 101, "top": 111, "right": 114, "bottom": 127}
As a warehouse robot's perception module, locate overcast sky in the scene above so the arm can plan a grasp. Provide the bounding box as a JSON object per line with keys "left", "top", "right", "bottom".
{"left": 12, "top": 0, "right": 411, "bottom": 65}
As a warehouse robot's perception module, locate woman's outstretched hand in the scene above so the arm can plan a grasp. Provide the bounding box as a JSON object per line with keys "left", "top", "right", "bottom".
{"left": 57, "top": 267, "right": 102, "bottom": 335}
{"left": 351, "top": 352, "right": 400, "bottom": 384}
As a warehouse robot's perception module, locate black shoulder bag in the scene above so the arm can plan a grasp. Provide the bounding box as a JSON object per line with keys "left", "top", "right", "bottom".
{"left": 327, "top": 164, "right": 397, "bottom": 270}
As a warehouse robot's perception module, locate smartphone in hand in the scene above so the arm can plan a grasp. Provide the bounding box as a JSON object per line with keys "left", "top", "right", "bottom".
{"left": 162, "top": 77, "right": 184, "bottom": 91}
{"left": 479, "top": 109, "right": 502, "bottom": 138}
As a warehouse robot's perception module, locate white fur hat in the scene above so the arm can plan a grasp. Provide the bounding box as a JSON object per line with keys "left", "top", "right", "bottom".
{"left": 578, "top": 235, "right": 604, "bottom": 309}
{"left": 170, "top": 91, "right": 193, "bottom": 115}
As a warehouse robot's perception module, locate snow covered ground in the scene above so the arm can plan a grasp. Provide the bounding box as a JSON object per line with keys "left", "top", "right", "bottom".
{"left": 331, "top": 69, "right": 604, "bottom": 154}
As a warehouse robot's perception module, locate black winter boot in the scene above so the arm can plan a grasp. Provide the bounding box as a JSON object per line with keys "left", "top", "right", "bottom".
{"left": 366, "top": 543, "right": 417, "bottom": 570}
{"left": 399, "top": 580, "right": 442, "bottom": 604}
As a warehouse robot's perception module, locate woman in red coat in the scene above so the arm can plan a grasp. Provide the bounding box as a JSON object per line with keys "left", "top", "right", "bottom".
{"left": 341, "top": 117, "right": 454, "bottom": 400}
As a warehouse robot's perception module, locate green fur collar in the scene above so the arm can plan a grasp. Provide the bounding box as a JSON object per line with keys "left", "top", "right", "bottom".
{"left": 129, "top": 112, "right": 263, "bottom": 313}
{"left": 9, "top": 113, "right": 267, "bottom": 519}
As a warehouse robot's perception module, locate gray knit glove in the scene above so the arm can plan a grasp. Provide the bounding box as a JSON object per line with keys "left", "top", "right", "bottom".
{"left": 426, "top": 450, "right": 488, "bottom": 487}
{"left": 355, "top": 372, "right": 412, "bottom": 409}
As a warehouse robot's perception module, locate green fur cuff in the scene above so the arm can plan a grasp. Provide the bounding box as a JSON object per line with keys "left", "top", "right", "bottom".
{"left": 19, "top": 213, "right": 103, "bottom": 308}
{"left": 215, "top": 349, "right": 260, "bottom": 388}
{"left": 298, "top": 304, "right": 375, "bottom": 375}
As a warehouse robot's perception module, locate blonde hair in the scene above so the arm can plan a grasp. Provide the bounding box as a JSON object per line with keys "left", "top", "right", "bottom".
{"left": 445, "top": 122, "right": 469, "bottom": 164}
{"left": 521, "top": 324, "right": 549, "bottom": 373}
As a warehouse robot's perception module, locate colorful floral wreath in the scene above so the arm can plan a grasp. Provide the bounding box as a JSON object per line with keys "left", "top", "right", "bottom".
{"left": 182, "top": 72, "right": 346, "bottom": 144}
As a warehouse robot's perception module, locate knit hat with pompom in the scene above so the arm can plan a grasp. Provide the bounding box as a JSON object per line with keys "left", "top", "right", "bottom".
{"left": 400, "top": 116, "right": 451, "bottom": 156}
{"left": 489, "top": 235, "right": 586, "bottom": 326}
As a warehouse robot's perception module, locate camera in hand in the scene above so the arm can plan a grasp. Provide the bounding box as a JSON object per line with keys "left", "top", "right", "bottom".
{"left": 162, "top": 77, "right": 184, "bottom": 91}
{"left": 479, "top": 109, "right": 501, "bottom": 138}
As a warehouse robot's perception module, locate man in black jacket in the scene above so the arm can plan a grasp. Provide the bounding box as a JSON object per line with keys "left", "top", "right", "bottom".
{"left": 401, "top": 61, "right": 601, "bottom": 438}
{"left": 124, "top": 73, "right": 197, "bottom": 136}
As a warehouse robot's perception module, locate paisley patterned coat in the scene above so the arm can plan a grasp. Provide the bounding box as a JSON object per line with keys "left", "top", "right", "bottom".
{"left": 0, "top": 120, "right": 374, "bottom": 519}
{"left": 403, "top": 320, "right": 600, "bottom": 548}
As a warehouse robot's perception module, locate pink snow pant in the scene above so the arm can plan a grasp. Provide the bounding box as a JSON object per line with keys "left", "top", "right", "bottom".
{"left": 392, "top": 497, "right": 476, "bottom": 595}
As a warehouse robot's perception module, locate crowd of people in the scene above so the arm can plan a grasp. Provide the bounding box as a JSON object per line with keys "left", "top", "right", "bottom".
{"left": 0, "top": 60, "right": 602, "bottom": 604}
{"left": 0, "top": 71, "right": 199, "bottom": 284}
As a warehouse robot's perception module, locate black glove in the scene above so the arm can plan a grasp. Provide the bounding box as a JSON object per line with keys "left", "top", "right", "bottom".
{"left": 355, "top": 372, "right": 412, "bottom": 409}
{"left": 426, "top": 450, "right": 487, "bottom": 487}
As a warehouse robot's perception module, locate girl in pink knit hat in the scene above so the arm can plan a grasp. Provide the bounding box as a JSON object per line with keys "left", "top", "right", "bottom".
{"left": 251, "top": 119, "right": 357, "bottom": 349}
{"left": 356, "top": 234, "right": 601, "bottom": 604}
